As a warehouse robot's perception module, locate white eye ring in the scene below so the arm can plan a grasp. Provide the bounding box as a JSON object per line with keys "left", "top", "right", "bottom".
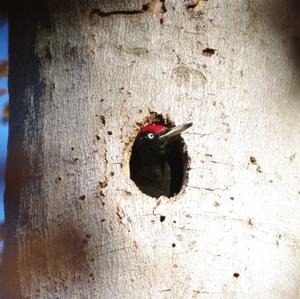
{"left": 147, "top": 132, "right": 155, "bottom": 139}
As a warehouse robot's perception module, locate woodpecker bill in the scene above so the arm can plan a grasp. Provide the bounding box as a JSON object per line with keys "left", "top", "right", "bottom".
{"left": 130, "top": 122, "right": 192, "bottom": 198}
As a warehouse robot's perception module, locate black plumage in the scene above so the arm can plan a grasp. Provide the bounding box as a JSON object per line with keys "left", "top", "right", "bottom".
{"left": 130, "top": 123, "right": 192, "bottom": 198}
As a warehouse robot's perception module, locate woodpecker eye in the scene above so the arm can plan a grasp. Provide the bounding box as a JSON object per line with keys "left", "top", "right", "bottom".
{"left": 147, "top": 132, "right": 155, "bottom": 140}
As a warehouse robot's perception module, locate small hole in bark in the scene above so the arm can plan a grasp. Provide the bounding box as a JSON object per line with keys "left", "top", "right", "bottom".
{"left": 55, "top": 176, "right": 62, "bottom": 183}
{"left": 202, "top": 48, "right": 216, "bottom": 57}
{"left": 79, "top": 195, "right": 86, "bottom": 201}
{"left": 172, "top": 243, "right": 176, "bottom": 248}
{"left": 160, "top": 215, "right": 166, "bottom": 222}
{"left": 129, "top": 113, "right": 191, "bottom": 198}
{"left": 100, "top": 115, "right": 106, "bottom": 125}
{"left": 233, "top": 272, "right": 240, "bottom": 278}
{"left": 107, "top": 131, "right": 113, "bottom": 135}
{"left": 99, "top": 181, "right": 108, "bottom": 188}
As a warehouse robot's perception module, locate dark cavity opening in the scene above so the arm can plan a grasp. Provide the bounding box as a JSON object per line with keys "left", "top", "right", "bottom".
{"left": 129, "top": 116, "right": 191, "bottom": 198}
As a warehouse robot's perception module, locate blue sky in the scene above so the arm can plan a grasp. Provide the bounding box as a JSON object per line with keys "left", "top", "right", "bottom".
{"left": 0, "top": 21, "right": 8, "bottom": 223}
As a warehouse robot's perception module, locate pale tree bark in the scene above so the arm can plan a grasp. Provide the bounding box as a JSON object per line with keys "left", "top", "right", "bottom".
{"left": 1, "top": 0, "right": 300, "bottom": 298}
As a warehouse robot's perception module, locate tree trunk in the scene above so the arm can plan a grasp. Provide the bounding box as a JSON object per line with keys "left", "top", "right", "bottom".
{"left": 1, "top": 0, "right": 300, "bottom": 298}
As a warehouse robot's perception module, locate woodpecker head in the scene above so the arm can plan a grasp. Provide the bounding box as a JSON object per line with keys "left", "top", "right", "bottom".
{"left": 133, "top": 122, "right": 193, "bottom": 158}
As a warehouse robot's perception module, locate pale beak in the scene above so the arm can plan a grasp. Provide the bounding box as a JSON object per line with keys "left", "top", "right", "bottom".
{"left": 159, "top": 123, "right": 193, "bottom": 140}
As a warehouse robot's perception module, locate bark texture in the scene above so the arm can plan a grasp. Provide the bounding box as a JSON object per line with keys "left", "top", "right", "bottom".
{"left": 1, "top": 0, "right": 300, "bottom": 298}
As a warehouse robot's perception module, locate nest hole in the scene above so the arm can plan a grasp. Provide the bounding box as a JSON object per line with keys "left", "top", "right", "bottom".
{"left": 129, "top": 113, "right": 190, "bottom": 198}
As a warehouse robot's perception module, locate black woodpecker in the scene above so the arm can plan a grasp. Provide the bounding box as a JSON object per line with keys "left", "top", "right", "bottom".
{"left": 130, "top": 122, "right": 192, "bottom": 198}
